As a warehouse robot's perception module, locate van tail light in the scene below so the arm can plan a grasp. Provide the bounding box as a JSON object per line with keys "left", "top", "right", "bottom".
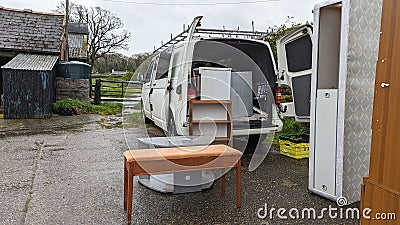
{"left": 187, "top": 87, "right": 197, "bottom": 101}
{"left": 275, "top": 87, "right": 282, "bottom": 105}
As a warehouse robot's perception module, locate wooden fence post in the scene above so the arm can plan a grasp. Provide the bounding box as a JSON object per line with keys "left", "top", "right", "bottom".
{"left": 94, "top": 79, "right": 101, "bottom": 105}
{"left": 121, "top": 81, "right": 124, "bottom": 97}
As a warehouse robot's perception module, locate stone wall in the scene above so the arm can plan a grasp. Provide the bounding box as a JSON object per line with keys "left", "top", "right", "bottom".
{"left": 56, "top": 77, "right": 90, "bottom": 103}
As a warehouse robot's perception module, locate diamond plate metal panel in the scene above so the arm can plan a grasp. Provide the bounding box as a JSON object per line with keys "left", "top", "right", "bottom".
{"left": 342, "top": 0, "right": 382, "bottom": 204}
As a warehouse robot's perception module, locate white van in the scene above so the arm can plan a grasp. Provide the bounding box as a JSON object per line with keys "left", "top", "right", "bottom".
{"left": 140, "top": 16, "right": 288, "bottom": 145}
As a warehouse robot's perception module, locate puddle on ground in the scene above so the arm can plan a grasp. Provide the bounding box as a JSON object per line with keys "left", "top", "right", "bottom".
{"left": 122, "top": 101, "right": 140, "bottom": 115}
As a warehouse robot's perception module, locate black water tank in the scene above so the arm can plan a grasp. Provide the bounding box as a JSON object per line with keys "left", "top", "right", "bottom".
{"left": 56, "top": 61, "right": 92, "bottom": 95}
{"left": 56, "top": 61, "right": 91, "bottom": 79}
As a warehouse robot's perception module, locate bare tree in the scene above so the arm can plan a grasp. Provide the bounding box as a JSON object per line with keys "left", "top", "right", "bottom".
{"left": 56, "top": 2, "right": 131, "bottom": 68}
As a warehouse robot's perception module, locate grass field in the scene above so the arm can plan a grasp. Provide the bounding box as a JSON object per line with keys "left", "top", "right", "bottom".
{"left": 53, "top": 98, "right": 123, "bottom": 116}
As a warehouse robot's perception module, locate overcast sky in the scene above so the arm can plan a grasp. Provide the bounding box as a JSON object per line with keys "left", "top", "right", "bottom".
{"left": 0, "top": 0, "right": 321, "bottom": 56}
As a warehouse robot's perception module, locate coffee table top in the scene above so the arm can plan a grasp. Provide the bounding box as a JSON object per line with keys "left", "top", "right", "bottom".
{"left": 124, "top": 144, "right": 242, "bottom": 162}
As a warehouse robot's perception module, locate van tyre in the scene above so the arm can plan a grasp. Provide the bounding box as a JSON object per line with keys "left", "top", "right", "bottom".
{"left": 141, "top": 101, "right": 152, "bottom": 124}
{"left": 246, "top": 134, "right": 267, "bottom": 153}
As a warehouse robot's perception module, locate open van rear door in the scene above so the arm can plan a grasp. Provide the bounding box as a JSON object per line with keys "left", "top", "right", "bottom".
{"left": 277, "top": 25, "right": 313, "bottom": 122}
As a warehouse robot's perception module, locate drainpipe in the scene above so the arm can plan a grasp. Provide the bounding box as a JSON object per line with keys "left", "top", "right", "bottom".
{"left": 65, "top": 0, "right": 69, "bottom": 61}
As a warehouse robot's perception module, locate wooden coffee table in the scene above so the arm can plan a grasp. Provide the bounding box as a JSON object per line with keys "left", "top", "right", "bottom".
{"left": 123, "top": 144, "right": 242, "bottom": 224}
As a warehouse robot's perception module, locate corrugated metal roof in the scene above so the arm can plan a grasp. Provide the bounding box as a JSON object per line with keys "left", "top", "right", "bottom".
{"left": 2, "top": 53, "right": 58, "bottom": 71}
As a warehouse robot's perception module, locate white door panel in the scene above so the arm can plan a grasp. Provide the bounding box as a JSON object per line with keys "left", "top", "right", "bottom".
{"left": 314, "top": 89, "right": 338, "bottom": 196}
{"left": 142, "top": 57, "right": 158, "bottom": 119}
{"left": 150, "top": 78, "right": 169, "bottom": 129}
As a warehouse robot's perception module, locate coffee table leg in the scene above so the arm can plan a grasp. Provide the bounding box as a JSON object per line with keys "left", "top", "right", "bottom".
{"left": 236, "top": 160, "right": 241, "bottom": 208}
{"left": 124, "top": 158, "right": 127, "bottom": 210}
{"left": 127, "top": 163, "right": 134, "bottom": 224}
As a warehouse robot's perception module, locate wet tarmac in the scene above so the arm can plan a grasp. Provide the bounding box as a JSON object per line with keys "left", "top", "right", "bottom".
{"left": 0, "top": 115, "right": 360, "bottom": 224}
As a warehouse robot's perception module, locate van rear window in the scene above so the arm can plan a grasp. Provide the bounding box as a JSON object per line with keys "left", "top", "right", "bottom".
{"left": 285, "top": 35, "right": 312, "bottom": 72}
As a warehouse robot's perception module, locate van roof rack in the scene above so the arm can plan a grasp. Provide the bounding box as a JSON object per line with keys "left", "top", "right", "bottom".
{"left": 153, "top": 16, "right": 273, "bottom": 54}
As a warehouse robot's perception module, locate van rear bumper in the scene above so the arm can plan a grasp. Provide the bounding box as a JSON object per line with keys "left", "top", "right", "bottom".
{"left": 232, "top": 126, "right": 282, "bottom": 136}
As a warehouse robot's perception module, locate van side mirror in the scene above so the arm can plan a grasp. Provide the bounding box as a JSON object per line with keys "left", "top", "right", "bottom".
{"left": 138, "top": 74, "right": 144, "bottom": 82}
